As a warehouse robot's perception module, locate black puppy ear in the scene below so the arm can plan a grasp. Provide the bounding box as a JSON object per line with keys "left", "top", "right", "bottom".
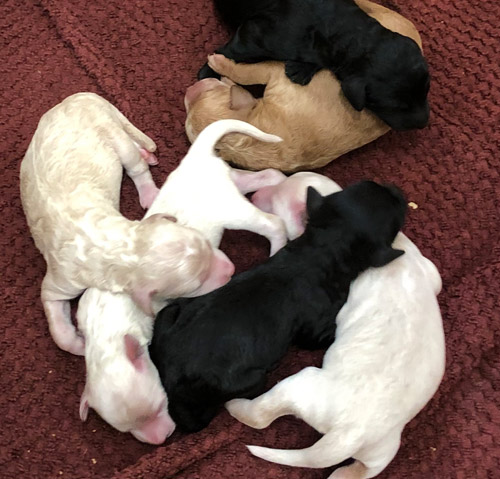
{"left": 341, "top": 76, "right": 367, "bottom": 111}
{"left": 306, "top": 187, "right": 324, "bottom": 216}
{"left": 371, "top": 247, "right": 405, "bottom": 267}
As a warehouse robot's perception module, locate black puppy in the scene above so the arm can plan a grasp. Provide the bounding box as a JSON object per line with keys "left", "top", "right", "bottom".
{"left": 199, "top": 0, "right": 430, "bottom": 131}
{"left": 149, "top": 181, "right": 407, "bottom": 432}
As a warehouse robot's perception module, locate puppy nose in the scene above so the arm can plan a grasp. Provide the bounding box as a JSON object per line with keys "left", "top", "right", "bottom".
{"left": 184, "top": 79, "right": 223, "bottom": 109}
{"left": 215, "top": 249, "right": 235, "bottom": 281}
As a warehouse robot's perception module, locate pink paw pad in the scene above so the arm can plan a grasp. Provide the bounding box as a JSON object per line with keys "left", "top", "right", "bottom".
{"left": 139, "top": 184, "right": 160, "bottom": 209}
{"left": 139, "top": 148, "right": 159, "bottom": 166}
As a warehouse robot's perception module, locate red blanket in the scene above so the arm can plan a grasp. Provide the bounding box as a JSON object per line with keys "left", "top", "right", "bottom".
{"left": 1, "top": 0, "right": 498, "bottom": 477}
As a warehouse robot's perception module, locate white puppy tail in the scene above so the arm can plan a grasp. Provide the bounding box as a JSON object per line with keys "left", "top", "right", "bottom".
{"left": 187, "top": 119, "right": 282, "bottom": 158}
{"left": 247, "top": 433, "right": 355, "bottom": 469}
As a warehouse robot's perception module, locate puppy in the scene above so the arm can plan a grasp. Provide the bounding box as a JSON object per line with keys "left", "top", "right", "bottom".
{"left": 185, "top": 0, "right": 423, "bottom": 171}
{"left": 150, "top": 181, "right": 407, "bottom": 433}
{"left": 20, "top": 92, "right": 227, "bottom": 355}
{"left": 227, "top": 176, "right": 445, "bottom": 479}
{"left": 77, "top": 119, "right": 287, "bottom": 443}
{"left": 199, "top": 0, "right": 430, "bottom": 130}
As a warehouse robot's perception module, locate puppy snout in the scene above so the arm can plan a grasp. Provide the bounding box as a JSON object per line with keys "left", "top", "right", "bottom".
{"left": 184, "top": 79, "right": 225, "bottom": 111}
{"left": 213, "top": 249, "right": 235, "bottom": 284}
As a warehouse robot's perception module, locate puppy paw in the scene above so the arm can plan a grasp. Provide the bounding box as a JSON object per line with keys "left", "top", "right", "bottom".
{"left": 139, "top": 148, "right": 158, "bottom": 166}
{"left": 198, "top": 62, "right": 221, "bottom": 80}
{"left": 226, "top": 399, "right": 253, "bottom": 423}
{"left": 208, "top": 54, "right": 234, "bottom": 75}
{"left": 56, "top": 333, "right": 85, "bottom": 356}
{"left": 226, "top": 399, "right": 268, "bottom": 429}
{"left": 138, "top": 183, "right": 160, "bottom": 209}
{"left": 285, "top": 61, "right": 321, "bottom": 86}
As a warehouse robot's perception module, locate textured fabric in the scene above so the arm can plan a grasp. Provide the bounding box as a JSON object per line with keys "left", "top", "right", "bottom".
{"left": 1, "top": 0, "right": 499, "bottom": 478}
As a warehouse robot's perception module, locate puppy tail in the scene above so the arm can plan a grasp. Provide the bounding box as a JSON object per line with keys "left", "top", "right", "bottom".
{"left": 247, "top": 433, "right": 356, "bottom": 469}
{"left": 187, "top": 119, "right": 282, "bottom": 158}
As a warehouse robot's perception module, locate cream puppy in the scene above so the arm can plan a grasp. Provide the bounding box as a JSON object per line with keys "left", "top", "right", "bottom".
{"left": 77, "top": 119, "right": 287, "bottom": 443}
{"left": 227, "top": 173, "right": 445, "bottom": 479}
{"left": 20, "top": 93, "right": 224, "bottom": 356}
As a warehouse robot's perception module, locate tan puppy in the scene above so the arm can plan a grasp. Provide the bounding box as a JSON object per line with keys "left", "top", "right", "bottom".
{"left": 20, "top": 93, "right": 231, "bottom": 356}
{"left": 184, "top": 0, "right": 423, "bottom": 172}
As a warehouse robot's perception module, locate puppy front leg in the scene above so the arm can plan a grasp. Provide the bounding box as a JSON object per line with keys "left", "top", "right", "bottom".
{"left": 43, "top": 299, "right": 85, "bottom": 356}
{"left": 41, "top": 277, "right": 85, "bottom": 356}
{"left": 285, "top": 61, "right": 322, "bottom": 85}
{"left": 230, "top": 168, "right": 287, "bottom": 195}
{"left": 112, "top": 129, "right": 160, "bottom": 209}
{"left": 207, "top": 54, "right": 275, "bottom": 86}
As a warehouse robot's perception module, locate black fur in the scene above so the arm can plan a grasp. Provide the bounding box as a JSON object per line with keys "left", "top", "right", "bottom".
{"left": 199, "top": 0, "right": 430, "bottom": 131}
{"left": 149, "top": 181, "right": 407, "bottom": 432}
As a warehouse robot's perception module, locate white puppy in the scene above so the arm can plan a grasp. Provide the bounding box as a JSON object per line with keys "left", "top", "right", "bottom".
{"left": 227, "top": 172, "right": 445, "bottom": 479}
{"left": 20, "top": 92, "right": 226, "bottom": 356}
{"left": 77, "top": 119, "right": 288, "bottom": 443}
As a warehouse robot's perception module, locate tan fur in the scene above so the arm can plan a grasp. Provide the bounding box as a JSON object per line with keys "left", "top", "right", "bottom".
{"left": 185, "top": 0, "right": 422, "bottom": 172}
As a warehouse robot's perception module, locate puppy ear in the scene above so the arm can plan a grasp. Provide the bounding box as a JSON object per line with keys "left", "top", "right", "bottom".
{"left": 371, "top": 247, "right": 405, "bottom": 267}
{"left": 306, "top": 187, "right": 324, "bottom": 216}
{"left": 341, "top": 76, "right": 367, "bottom": 111}
{"left": 230, "top": 85, "right": 257, "bottom": 110}
{"left": 124, "top": 334, "right": 147, "bottom": 371}
{"left": 79, "top": 389, "right": 90, "bottom": 422}
{"left": 131, "top": 286, "right": 157, "bottom": 317}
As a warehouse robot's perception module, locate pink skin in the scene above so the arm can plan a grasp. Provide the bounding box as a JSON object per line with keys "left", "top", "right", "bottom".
{"left": 194, "top": 249, "right": 235, "bottom": 296}
{"left": 251, "top": 184, "right": 307, "bottom": 240}
{"left": 184, "top": 78, "right": 231, "bottom": 112}
{"left": 80, "top": 334, "right": 176, "bottom": 445}
{"left": 131, "top": 406, "right": 176, "bottom": 445}
{"left": 134, "top": 147, "right": 160, "bottom": 209}
{"left": 251, "top": 186, "right": 276, "bottom": 214}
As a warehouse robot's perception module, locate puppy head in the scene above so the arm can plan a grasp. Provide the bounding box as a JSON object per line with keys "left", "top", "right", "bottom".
{"left": 184, "top": 78, "right": 257, "bottom": 142}
{"left": 80, "top": 333, "right": 175, "bottom": 444}
{"left": 131, "top": 215, "right": 234, "bottom": 314}
{"left": 341, "top": 35, "right": 430, "bottom": 131}
{"left": 306, "top": 181, "right": 407, "bottom": 267}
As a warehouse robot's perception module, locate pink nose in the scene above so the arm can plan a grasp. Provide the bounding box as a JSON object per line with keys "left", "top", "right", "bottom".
{"left": 131, "top": 410, "right": 176, "bottom": 445}
{"left": 213, "top": 249, "right": 236, "bottom": 284}
{"left": 196, "top": 249, "right": 235, "bottom": 296}
{"left": 184, "top": 78, "right": 224, "bottom": 110}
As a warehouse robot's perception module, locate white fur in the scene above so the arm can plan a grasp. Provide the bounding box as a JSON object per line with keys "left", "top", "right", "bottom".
{"left": 20, "top": 92, "right": 216, "bottom": 355}
{"left": 77, "top": 289, "right": 175, "bottom": 444}
{"left": 77, "top": 119, "right": 288, "bottom": 443}
{"left": 227, "top": 173, "right": 445, "bottom": 479}
{"left": 149, "top": 119, "right": 288, "bottom": 254}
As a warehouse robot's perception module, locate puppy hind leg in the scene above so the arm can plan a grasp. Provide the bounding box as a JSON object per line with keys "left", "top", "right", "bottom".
{"left": 227, "top": 202, "right": 287, "bottom": 256}
{"left": 329, "top": 431, "right": 402, "bottom": 479}
{"left": 230, "top": 168, "right": 287, "bottom": 195}
{"left": 327, "top": 460, "right": 368, "bottom": 479}
{"left": 226, "top": 367, "right": 323, "bottom": 430}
